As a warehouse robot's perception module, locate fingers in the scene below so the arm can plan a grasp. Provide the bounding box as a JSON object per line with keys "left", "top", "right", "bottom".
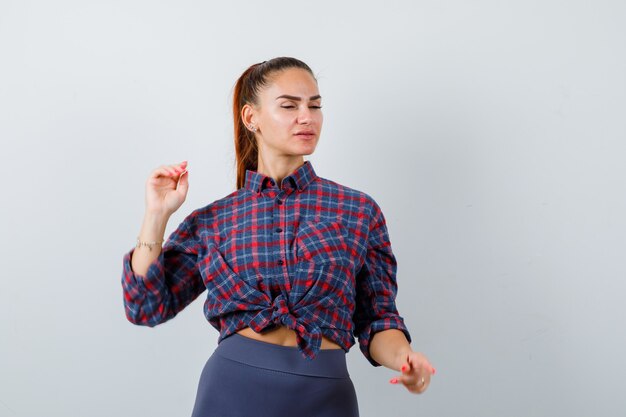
{"left": 166, "top": 161, "right": 187, "bottom": 177}
{"left": 389, "top": 353, "right": 435, "bottom": 394}
{"left": 401, "top": 365, "right": 430, "bottom": 393}
{"left": 151, "top": 161, "right": 188, "bottom": 179}
{"left": 407, "top": 352, "right": 435, "bottom": 377}
{"left": 144, "top": 161, "right": 188, "bottom": 215}
{"left": 177, "top": 169, "right": 189, "bottom": 193}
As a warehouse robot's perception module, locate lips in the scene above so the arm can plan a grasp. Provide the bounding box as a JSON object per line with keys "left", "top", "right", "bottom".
{"left": 295, "top": 130, "right": 316, "bottom": 140}
{"left": 295, "top": 130, "right": 315, "bottom": 136}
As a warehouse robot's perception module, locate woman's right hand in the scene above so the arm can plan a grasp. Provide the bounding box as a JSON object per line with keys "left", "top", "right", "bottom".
{"left": 144, "top": 161, "right": 189, "bottom": 217}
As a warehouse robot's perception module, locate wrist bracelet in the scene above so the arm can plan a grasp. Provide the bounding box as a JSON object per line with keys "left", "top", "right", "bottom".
{"left": 136, "top": 237, "right": 164, "bottom": 251}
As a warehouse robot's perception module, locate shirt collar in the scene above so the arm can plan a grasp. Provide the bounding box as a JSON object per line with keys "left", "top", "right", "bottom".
{"left": 244, "top": 160, "right": 318, "bottom": 194}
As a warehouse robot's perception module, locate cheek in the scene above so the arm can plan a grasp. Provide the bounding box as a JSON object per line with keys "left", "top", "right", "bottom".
{"left": 268, "top": 112, "right": 292, "bottom": 129}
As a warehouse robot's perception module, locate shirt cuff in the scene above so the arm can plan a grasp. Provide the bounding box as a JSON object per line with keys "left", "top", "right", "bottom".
{"left": 121, "top": 247, "right": 168, "bottom": 295}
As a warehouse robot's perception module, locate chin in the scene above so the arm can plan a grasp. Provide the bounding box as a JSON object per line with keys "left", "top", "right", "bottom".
{"left": 300, "top": 146, "right": 317, "bottom": 156}
{"left": 289, "top": 142, "right": 316, "bottom": 154}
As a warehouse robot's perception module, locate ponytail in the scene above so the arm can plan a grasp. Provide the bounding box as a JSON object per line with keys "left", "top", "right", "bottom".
{"left": 233, "top": 64, "right": 260, "bottom": 190}
{"left": 232, "top": 57, "right": 315, "bottom": 189}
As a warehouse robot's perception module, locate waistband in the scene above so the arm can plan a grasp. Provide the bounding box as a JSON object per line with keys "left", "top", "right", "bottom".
{"left": 215, "top": 333, "right": 349, "bottom": 379}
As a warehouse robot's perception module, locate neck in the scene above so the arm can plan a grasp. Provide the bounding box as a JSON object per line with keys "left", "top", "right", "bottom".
{"left": 257, "top": 153, "right": 305, "bottom": 187}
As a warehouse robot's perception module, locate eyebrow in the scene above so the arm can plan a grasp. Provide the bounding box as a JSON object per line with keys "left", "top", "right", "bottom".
{"left": 275, "top": 94, "right": 322, "bottom": 101}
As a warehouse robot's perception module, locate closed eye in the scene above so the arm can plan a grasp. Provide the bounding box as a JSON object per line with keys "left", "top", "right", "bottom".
{"left": 280, "top": 104, "right": 322, "bottom": 109}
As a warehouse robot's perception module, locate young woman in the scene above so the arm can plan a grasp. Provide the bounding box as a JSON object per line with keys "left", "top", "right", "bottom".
{"left": 121, "top": 57, "right": 435, "bottom": 417}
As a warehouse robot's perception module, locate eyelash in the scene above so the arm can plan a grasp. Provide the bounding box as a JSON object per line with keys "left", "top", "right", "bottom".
{"left": 281, "top": 105, "right": 323, "bottom": 109}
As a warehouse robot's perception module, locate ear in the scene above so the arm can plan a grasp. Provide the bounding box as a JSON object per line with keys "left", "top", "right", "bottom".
{"left": 241, "top": 103, "right": 257, "bottom": 129}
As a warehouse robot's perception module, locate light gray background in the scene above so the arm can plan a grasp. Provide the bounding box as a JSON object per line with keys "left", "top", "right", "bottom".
{"left": 1, "top": 1, "right": 625, "bottom": 416}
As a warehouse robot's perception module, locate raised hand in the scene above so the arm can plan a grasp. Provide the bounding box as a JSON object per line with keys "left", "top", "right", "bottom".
{"left": 144, "top": 160, "right": 189, "bottom": 217}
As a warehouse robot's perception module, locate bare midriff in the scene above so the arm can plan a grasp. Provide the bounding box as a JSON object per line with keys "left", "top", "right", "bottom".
{"left": 237, "top": 326, "right": 342, "bottom": 349}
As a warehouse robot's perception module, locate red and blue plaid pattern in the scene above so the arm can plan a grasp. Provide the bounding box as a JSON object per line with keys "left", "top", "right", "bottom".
{"left": 121, "top": 161, "right": 411, "bottom": 366}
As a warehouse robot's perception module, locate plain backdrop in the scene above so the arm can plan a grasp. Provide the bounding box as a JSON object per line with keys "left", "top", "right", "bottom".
{"left": 1, "top": 1, "right": 625, "bottom": 416}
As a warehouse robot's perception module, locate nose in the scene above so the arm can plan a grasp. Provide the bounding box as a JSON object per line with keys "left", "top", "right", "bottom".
{"left": 297, "top": 106, "right": 312, "bottom": 125}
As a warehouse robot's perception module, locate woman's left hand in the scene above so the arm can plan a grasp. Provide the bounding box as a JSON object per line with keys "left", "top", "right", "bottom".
{"left": 389, "top": 351, "right": 435, "bottom": 394}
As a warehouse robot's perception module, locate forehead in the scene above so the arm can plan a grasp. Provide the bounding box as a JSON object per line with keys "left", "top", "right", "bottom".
{"left": 261, "top": 68, "right": 320, "bottom": 98}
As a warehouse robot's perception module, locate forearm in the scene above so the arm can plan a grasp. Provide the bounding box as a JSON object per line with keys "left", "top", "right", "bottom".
{"left": 369, "top": 329, "right": 413, "bottom": 371}
{"left": 123, "top": 211, "right": 173, "bottom": 326}
{"left": 131, "top": 212, "right": 170, "bottom": 276}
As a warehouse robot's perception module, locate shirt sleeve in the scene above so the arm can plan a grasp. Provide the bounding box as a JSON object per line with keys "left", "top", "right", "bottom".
{"left": 121, "top": 211, "right": 205, "bottom": 327}
{"left": 353, "top": 196, "right": 412, "bottom": 366}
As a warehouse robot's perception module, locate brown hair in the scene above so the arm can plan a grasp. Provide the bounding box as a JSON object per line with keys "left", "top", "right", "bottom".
{"left": 232, "top": 57, "right": 316, "bottom": 189}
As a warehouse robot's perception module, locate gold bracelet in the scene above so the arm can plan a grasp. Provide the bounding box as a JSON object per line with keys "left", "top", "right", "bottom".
{"left": 136, "top": 237, "right": 164, "bottom": 251}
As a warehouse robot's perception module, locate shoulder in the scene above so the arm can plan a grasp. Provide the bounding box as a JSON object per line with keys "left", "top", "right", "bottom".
{"left": 315, "top": 175, "right": 382, "bottom": 217}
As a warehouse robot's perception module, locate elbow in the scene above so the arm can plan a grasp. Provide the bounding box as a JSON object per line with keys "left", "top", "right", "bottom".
{"left": 121, "top": 279, "right": 176, "bottom": 327}
{"left": 123, "top": 300, "right": 172, "bottom": 327}
{"left": 122, "top": 289, "right": 161, "bottom": 327}
{"left": 123, "top": 303, "right": 161, "bottom": 327}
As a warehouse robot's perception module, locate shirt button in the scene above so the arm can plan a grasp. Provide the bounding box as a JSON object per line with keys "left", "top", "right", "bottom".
{"left": 277, "top": 259, "right": 284, "bottom": 265}
{"left": 275, "top": 228, "right": 283, "bottom": 233}
{"left": 276, "top": 199, "right": 283, "bottom": 205}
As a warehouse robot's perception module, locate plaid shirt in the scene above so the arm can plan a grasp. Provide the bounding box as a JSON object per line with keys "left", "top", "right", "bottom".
{"left": 121, "top": 161, "right": 411, "bottom": 366}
